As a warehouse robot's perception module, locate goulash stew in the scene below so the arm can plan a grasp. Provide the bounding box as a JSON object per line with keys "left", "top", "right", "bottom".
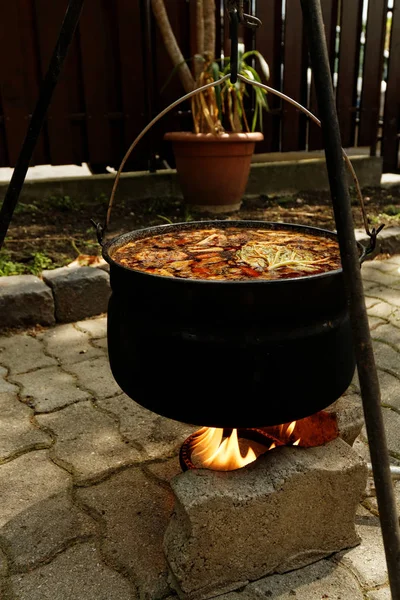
{"left": 112, "top": 227, "right": 341, "bottom": 281}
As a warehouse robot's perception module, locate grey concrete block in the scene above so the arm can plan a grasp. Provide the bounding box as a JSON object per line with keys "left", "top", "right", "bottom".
{"left": 164, "top": 438, "right": 367, "bottom": 600}
{"left": 0, "top": 275, "right": 55, "bottom": 330}
{"left": 326, "top": 393, "right": 365, "bottom": 446}
{"left": 42, "top": 267, "right": 110, "bottom": 323}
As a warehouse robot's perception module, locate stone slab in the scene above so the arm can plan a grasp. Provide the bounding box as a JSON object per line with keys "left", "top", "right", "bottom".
{"left": 66, "top": 356, "right": 121, "bottom": 399}
{"left": 98, "top": 394, "right": 196, "bottom": 460}
{"left": 13, "top": 365, "right": 91, "bottom": 412}
{"left": 0, "top": 392, "right": 51, "bottom": 461}
{"left": 2, "top": 491, "right": 97, "bottom": 573}
{"left": 42, "top": 266, "right": 110, "bottom": 323}
{"left": 75, "top": 316, "right": 107, "bottom": 339}
{"left": 0, "top": 275, "right": 55, "bottom": 330}
{"left": 164, "top": 438, "right": 367, "bottom": 600}
{"left": 366, "top": 587, "right": 392, "bottom": 600}
{"left": 334, "top": 506, "right": 388, "bottom": 589}
{"left": 0, "top": 333, "right": 56, "bottom": 375}
{"left": 0, "top": 450, "right": 70, "bottom": 528}
{"left": 10, "top": 542, "right": 134, "bottom": 600}
{"left": 0, "top": 366, "right": 17, "bottom": 393}
{"left": 39, "top": 323, "right": 104, "bottom": 365}
{"left": 218, "top": 559, "right": 364, "bottom": 600}
{"left": 77, "top": 466, "right": 174, "bottom": 600}
{"left": 36, "top": 401, "right": 141, "bottom": 483}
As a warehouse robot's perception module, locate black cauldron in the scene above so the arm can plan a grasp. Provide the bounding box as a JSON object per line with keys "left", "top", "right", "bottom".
{"left": 103, "top": 221, "right": 358, "bottom": 428}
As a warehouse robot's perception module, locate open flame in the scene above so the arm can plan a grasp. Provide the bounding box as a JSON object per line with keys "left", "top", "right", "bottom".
{"left": 190, "top": 423, "right": 301, "bottom": 472}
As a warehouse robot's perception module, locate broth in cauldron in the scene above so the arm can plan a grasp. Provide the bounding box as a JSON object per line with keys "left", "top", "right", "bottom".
{"left": 112, "top": 227, "right": 341, "bottom": 280}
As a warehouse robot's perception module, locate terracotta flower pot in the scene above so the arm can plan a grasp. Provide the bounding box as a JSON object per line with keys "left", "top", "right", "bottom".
{"left": 164, "top": 132, "right": 263, "bottom": 213}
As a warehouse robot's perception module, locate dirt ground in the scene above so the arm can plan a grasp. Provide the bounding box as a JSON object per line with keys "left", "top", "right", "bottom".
{"left": 2, "top": 185, "right": 400, "bottom": 275}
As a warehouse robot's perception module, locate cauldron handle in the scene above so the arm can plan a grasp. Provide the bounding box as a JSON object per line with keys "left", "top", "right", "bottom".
{"left": 94, "top": 73, "right": 383, "bottom": 259}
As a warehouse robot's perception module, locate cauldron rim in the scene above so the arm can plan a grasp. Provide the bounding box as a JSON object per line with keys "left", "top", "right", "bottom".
{"left": 102, "top": 220, "right": 358, "bottom": 284}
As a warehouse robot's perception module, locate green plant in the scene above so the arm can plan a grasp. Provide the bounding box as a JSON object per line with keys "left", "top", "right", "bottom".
{"left": 45, "top": 195, "right": 79, "bottom": 212}
{"left": 151, "top": 0, "right": 269, "bottom": 134}
{"left": 0, "top": 250, "right": 53, "bottom": 277}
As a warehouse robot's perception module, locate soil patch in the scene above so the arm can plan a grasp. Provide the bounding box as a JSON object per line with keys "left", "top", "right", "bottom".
{"left": 2, "top": 185, "right": 400, "bottom": 275}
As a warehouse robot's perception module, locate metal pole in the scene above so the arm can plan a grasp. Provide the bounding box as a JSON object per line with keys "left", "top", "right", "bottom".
{"left": 300, "top": 1, "right": 400, "bottom": 597}
{"left": 0, "top": 0, "right": 85, "bottom": 251}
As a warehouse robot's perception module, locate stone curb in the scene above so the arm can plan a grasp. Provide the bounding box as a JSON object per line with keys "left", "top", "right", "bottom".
{"left": 1, "top": 226, "right": 399, "bottom": 332}
{"left": 0, "top": 155, "right": 382, "bottom": 205}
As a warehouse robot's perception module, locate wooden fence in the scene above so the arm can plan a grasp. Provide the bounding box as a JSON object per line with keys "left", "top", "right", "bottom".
{"left": 0, "top": 0, "right": 398, "bottom": 173}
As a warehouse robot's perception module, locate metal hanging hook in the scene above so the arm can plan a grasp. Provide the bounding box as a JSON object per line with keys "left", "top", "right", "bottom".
{"left": 226, "top": 0, "right": 262, "bottom": 29}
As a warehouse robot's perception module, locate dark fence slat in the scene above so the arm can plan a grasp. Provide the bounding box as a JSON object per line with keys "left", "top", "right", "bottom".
{"left": 336, "top": 0, "right": 363, "bottom": 148}
{"left": 152, "top": 0, "right": 191, "bottom": 156}
{"left": 115, "top": 0, "right": 148, "bottom": 170}
{"left": 281, "top": 0, "right": 307, "bottom": 152}
{"left": 34, "top": 0, "right": 81, "bottom": 166}
{"left": 79, "top": 0, "right": 121, "bottom": 168}
{"left": 382, "top": 0, "right": 400, "bottom": 172}
{"left": 358, "top": 0, "right": 387, "bottom": 150}
{"left": 0, "top": 0, "right": 48, "bottom": 166}
{"left": 254, "top": 0, "right": 283, "bottom": 153}
{"left": 0, "top": 92, "right": 9, "bottom": 167}
{"left": 308, "top": 0, "right": 337, "bottom": 150}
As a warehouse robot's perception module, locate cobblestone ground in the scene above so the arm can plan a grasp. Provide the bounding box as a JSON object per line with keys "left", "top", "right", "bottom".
{"left": 1, "top": 257, "right": 400, "bottom": 600}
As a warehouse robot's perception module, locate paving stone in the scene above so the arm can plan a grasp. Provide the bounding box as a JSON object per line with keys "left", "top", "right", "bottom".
{"left": 365, "top": 296, "right": 381, "bottom": 309}
{"left": 0, "top": 392, "right": 51, "bottom": 461}
{"left": 0, "top": 366, "right": 18, "bottom": 393}
{"left": 381, "top": 407, "right": 400, "bottom": 458}
{"left": 372, "top": 340, "right": 400, "bottom": 375}
{"left": 363, "top": 479, "right": 400, "bottom": 520}
{"left": 384, "top": 255, "right": 400, "bottom": 267}
{"left": 67, "top": 356, "right": 121, "bottom": 399}
{"left": 147, "top": 456, "right": 183, "bottom": 483}
{"left": 366, "top": 286, "right": 400, "bottom": 308}
{"left": 0, "top": 450, "right": 70, "bottom": 528}
{"left": 36, "top": 401, "right": 141, "bottom": 483}
{"left": 334, "top": 506, "right": 388, "bottom": 589}
{"left": 362, "top": 268, "right": 400, "bottom": 288}
{"left": 10, "top": 542, "right": 134, "bottom": 600}
{"left": 368, "top": 300, "right": 397, "bottom": 320}
{"left": 13, "top": 365, "right": 90, "bottom": 412}
{"left": 75, "top": 316, "right": 107, "bottom": 339}
{"left": 2, "top": 491, "right": 97, "bottom": 572}
{"left": 92, "top": 337, "right": 108, "bottom": 350}
{"left": 39, "top": 323, "right": 104, "bottom": 365}
{"left": 369, "top": 316, "right": 387, "bottom": 331}
{"left": 0, "top": 548, "right": 7, "bottom": 576}
{"left": 377, "top": 369, "right": 400, "bottom": 411}
{"left": 366, "top": 587, "right": 392, "bottom": 600}
{"left": 165, "top": 439, "right": 366, "bottom": 600}
{"left": 219, "top": 560, "right": 363, "bottom": 600}
{"left": 42, "top": 267, "right": 111, "bottom": 323}
{"left": 372, "top": 323, "right": 400, "bottom": 350}
{"left": 364, "top": 260, "right": 400, "bottom": 273}
{"left": 98, "top": 394, "right": 196, "bottom": 460}
{"left": 0, "top": 333, "right": 56, "bottom": 375}
{"left": 0, "top": 274, "right": 55, "bottom": 330}
{"left": 77, "top": 466, "right": 174, "bottom": 600}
